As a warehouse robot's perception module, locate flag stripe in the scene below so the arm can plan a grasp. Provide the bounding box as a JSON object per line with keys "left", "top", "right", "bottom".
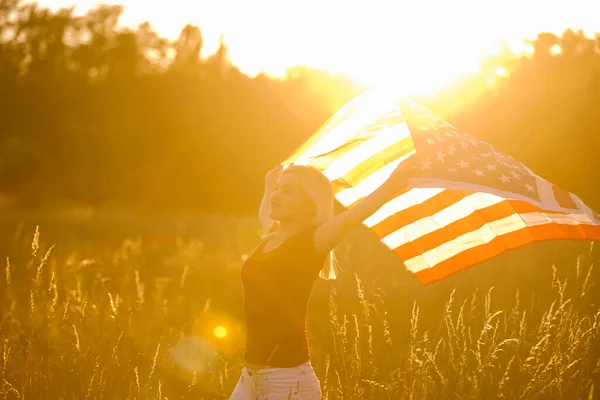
{"left": 402, "top": 211, "right": 600, "bottom": 274}
{"left": 301, "top": 123, "right": 408, "bottom": 172}
{"left": 535, "top": 177, "right": 561, "bottom": 209}
{"left": 552, "top": 184, "right": 579, "bottom": 209}
{"left": 331, "top": 177, "right": 354, "bottom": 190}
{"left": 284, "top": 92, "right": 399, "bottom": 165}
{"left": 323, "top": 122, "right": 412, "bottom": 181}
{"left": 332, "top": 135, "right": 414, "bottom": 188}
{"left": 394, "top": 177, "right": 585, "bottom": 215}
{"left": 296, "top": 137, "right": 376, "bottom": 170}
{"left": 571, "top": 193, "right": 600, "bottom": 223}
{"left": 385, "top": 198, "right": 581, "bottom": 261}
{"left": 335, "top": 158, "right": 410, "bottom": 206}
{"left": 327, "top": 138, "right": 414, "bottom": 199}
{"left": 413, "top": 221, "right": 600, "bottom": 284}
{"left": 367, "top": 189, "right": 470, "bottom": 238}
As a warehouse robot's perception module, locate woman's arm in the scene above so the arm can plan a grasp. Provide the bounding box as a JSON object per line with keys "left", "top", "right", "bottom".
{"left": 258, "top": 165, "right": 282, "bottom": 234}
{"left": 258, "top": 191, "right": 274, "bottom": 234}
{"left": 314, "top": 164, "right": 410, "bottom": 254}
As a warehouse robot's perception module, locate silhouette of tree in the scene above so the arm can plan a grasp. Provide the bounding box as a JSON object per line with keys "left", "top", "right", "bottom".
{"left": 171, "top": 23, "right": 203, "bottom": 75}
{"left": 205, "top": 34, "right": 233, "bottom": 79}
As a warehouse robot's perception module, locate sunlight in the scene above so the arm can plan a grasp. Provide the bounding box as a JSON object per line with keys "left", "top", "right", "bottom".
{"left": 347, "top": 46, "right": 483, "bottom": 96}
{"left": 487, "top": 44, "right": 503, "bottom": 57}
{"left": 495, "top": 66, "right": 507, "bottom": 77}
{"left": 551, "top": 44, "right": 563, "bottom": 55}
{"left": 507, "top": 39, "right": 535, "bottom": 56}
{"left": 213, "top": 326, "right": 228, "bottom": 339}
{"left": 36, "top": 0, "right": 600, "bottom": 96}
{"left": 283, "top": 88, "right": 399, "bottom": 166}
{"left": 524, "top": 44, "right": 536, "bottom": 56}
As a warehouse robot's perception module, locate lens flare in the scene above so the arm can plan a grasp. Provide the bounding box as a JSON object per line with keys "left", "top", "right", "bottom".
{"left": 169, "top": 335, "right": 218, "bottom": 374}
{"left": 213, "top": 326, "right": 227, "bottom": 338}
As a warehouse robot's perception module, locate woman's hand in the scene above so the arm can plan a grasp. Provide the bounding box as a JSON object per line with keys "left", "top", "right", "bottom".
{"left": 259, "top": 165, "right": 282, "bottom": 234}
{"left": 265, "top": 164, "right": 283, "bottom": 193}
{"left": 313, "top": 161, "right": 411, "bottom": 254}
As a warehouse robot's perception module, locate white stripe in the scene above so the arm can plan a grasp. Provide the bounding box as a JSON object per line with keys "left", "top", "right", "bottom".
{"left": 376, "top": 192, "right": 506, "bottom": 250}
{"left": 292, "top": 91, "right": 399, "bottom": 165}
{"left": 536, "top": 178, "right": 560, "bottom": 209}
{"left": 334, "top": 150, "right": 416, "bottom": 207}
{"left": 411, "top": 177, "right": 582, "bottom": 214}
{"left": 363, "top": 187, "right": 446, "bottom": 227}
{"left": 322, "top": 122, "right": 411, "bottom": 181}
{"left": 533, "top": 212, "right": 595, "bottom": 225}
{"left": 402, "top": 213, "right": 529, "bottom": 272}
{"left": 401, "top": 212, "right": 599, "bottom": 273}
{"left": 403, "top": 257, "right": 430, "bottom": 274}
{"left": 335, "top": 158, "right": 405, "bottom": 207}
{"left": 362, "top": 187, "right": 445, "bottom": 228}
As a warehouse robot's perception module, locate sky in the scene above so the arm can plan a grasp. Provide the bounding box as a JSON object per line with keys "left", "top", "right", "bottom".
{"left": 37, "top": 0, "right": 600, "bottom": 95}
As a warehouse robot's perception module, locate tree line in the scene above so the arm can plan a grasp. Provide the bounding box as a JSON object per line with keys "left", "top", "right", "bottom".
{"left": 1, "top": 0, "right": 598, "bottom": 213}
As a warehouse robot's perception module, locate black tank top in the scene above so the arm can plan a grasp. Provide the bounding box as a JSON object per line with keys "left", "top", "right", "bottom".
{"left": 240, "top": 224, "right": 326, "bottom": 367}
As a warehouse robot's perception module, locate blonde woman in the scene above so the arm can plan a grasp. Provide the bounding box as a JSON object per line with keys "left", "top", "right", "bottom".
{"left": 229, "top": 163, "right": 408, "bottom": 400}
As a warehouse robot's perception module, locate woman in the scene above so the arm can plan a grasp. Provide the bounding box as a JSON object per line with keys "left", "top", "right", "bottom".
{"left": 229, "top": 162, "right": 408, "bottom": 400}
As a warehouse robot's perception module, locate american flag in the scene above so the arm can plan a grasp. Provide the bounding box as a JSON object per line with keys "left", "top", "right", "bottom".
{"left": 282, "top": 89, "right": 600, "bottom": 284}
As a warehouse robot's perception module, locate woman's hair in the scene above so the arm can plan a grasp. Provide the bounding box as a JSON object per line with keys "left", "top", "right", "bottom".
{"left": 267, "top": 164, "right": 339, "bottom": 280}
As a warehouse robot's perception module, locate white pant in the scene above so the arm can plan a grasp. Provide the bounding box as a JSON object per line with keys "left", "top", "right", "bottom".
{"left": 229, "top": 361, "right": 322, "bottom": 400}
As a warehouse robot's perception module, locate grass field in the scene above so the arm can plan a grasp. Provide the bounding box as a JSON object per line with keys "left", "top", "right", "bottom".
{"left": 0, "top": 215, "right": 599, "bottom": 399}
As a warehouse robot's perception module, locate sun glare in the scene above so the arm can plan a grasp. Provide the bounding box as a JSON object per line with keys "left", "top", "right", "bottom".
{"left": 36, "top": 0, "right": 597, "bottom": 96}
{"left": 214, "top": 326, "right": 228, "bottom": 339}
{"left": 550, "top": 44, "right": 563, "bottom": 56}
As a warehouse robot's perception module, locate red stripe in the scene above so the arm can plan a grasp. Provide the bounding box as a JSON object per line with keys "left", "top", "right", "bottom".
{"left": 332, "top": 178, "right": 353, "bottom": 190}
{"left": 414, "top": 223, "right": 600, "bottom": 285}
{"left": 370, "top": 190, "right": 472, "bottom": 238}
{"left": 389, "top": 200, "right": 576, "bottom": 261}
{"left": 340, "top": 136, "right": 415, "bottom": 187}
{"left": 552, "top": 184, "right": 578, "bottom": 209}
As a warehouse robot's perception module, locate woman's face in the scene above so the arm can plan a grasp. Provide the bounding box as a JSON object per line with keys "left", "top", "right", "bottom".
{"left": 269, "top": 171, "right": 315, "bottom": 222}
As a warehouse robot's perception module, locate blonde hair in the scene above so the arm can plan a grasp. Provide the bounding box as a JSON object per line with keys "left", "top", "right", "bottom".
{"left": 267, "top": 164, "right": 339, "bottom": 280}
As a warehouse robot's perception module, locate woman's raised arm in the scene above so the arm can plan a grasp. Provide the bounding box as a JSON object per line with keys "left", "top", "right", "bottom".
{"left": 313, "top": 164, "right": 410, "bottom": 254}
{"left": 258, "top": 165, "right": 282, "bottom": 234}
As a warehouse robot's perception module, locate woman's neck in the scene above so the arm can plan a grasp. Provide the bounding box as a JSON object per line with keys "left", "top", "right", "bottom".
{"left": 275, "top": 219, "right": 314, "bottom": 241}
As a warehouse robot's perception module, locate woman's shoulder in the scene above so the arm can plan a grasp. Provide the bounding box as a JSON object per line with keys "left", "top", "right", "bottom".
{"left": 291, "top": 223, "right": 327, "bottom": 258}
{"left": 254, "top": 222, "right": 325, "bottom": 259}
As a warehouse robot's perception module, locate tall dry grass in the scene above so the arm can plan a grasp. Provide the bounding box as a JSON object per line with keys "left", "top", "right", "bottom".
{"left": 321, "top": 268, "right": 599, "bottom": 400}
{"left": 0, "top": 226, "right": 598, "bottom": 399}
